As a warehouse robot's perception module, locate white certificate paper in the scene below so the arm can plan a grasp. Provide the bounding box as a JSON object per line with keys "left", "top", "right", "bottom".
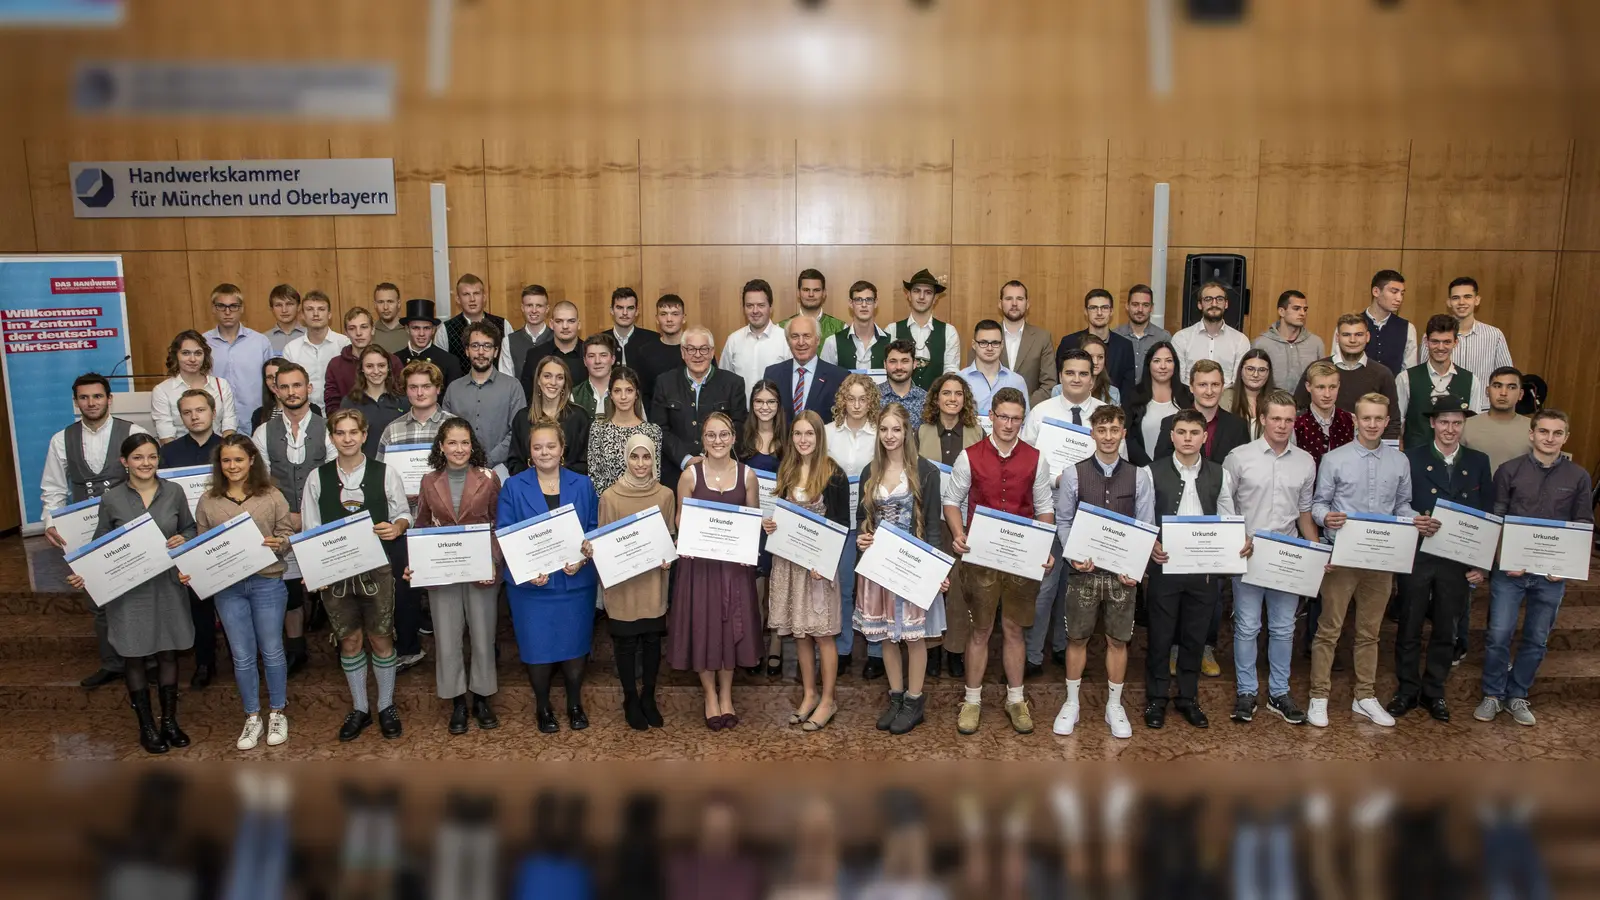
{"left": 1061, "top": 503, "right": 1160, "bottom": 580}
{"left": 1329, "top": 512, "right": 1418, "bottom": 574}
{"left": 1160, "top": 515, "right": 1248, "bottom": 575}
{"left": 382, "top": 443, "right": 433, "bottom": 495}
{"left": 158, "top": 465, "right": 211, "bottom": 518}
{"left": 587, "top": 506, "right": 677, "bottom": 589}
{"left": 847, "top": 475, "right": 861, "bottom": 530}
{"left": 49, "top": 497, "right": 102, "bottom": 554}
{"left": 676, "top": 498, "right": 763, "bottom": 566}
{"left": 406, "top": 524, "right": 495, "bottom": 587}
{"left": 856, "top": 521, "right": 955, "bottom": 610}
{"left": 288, "top": 511, "right": 389, "bottom": 592}
{"left": 766, "top": 498, "right": 849, "bottom": 577}
{"left": 752, "top": 468, "right": 777, "bottom": 520}
{"left": 497, "top": 504, "right": 587, "bottom": 586}
{"left": 170, "top": 512, "right": 280, "bottom": 599}
{"left": 1035, "top": 418, "right": 1096, "bottom": 479}
{"left": 1242, "top": 530, "right": 1333, "bottom": 596}
{"left": 1499, "top": 516, "right": 1594, "bottom": 581}
{"left": 850, "top": 368, "right": 888, "bottom": 386}
{"left": 1421, "top": 499, "right": 1502, "bottom": 569}
{"left": 962, "top": 505, "right": 1055, "bottom": 581}
{"left": 65, "top": 512, "right": 177, "bottom": 607}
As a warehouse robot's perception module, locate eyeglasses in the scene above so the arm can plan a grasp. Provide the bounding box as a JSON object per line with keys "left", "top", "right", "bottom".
{"left": 1086, "top": 304, "right": 1112, "bottom": 313}
{"left": 704, "top": 431, "right": 733, "bottom": 442}
{"left": 212, "top": 302, "right": 242, "bottom": 312}
{"left": 753, "top": 398, "right": 778, "bottom": 407}
{"left": 1199, "top": 295, "right": 1227, "bottom": 305}
{"left": 850, "top": 296, "right": 877, "bottom": 304}
{"left": 467, "top": 342, "right": 497, "bottom": 351}
{"left": 991, "top": 413, "right": 1023, "bottom": 424}
{"left": 974, "top": 340, "right": 1003, "bottom": 350}
{"left": 683, "top": 345, "right": 713, "bottom": 355}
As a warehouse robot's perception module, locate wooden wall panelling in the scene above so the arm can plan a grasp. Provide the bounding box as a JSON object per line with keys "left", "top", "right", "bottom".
{"left": 1248, "top": 248, "right": 1404, "bottom": 349}
{"left": 800, "top": 246, "right": 955, "bottom": 331}
{"left": 331, "top": 139, "right": 486, "bottom": 250}
{"left": 0, "top": 138, "right": 36, "bottom": 252}
{"left": 1402, "top": 140, "right": 1572, "bottom": 250}
{"left": 951, "top": 139, "right": 1109, "bottom": 246}
{"left": 442, "top": 247, "right": 492, "bottom": 316}
{"left": 796, "top": 139, "right": 953, "bottom": 245}
{"left": 639, "top": 138, "right": 795, "bottom": 245}
{"left": 1104, "top": 141, "right": 1261, "bottom": 248}
{"left": 1398, "top": 249, "right": 1558, "bottom": 373}
{"left": 486, "top": 246, "right": 643, "bottom": 332}
{"left": 176, "top": 138, "right": 335, "bottom": 251}
{"left": 639, "top": 245, "right": 797, "bottom": 346}
{"left": 1101, "top": 247, "right": 1160, "bottom": 323}
{"left": 1255, "top": 141, "right": 1410, "bottom": 249}
{"left": 1544, "top": 252, "right": 1600, "bottom": 466}
{"left": 948, "top": 246, "right": 1105, "bottom": 343}
{"left": 483, "top": 140, "right": 640, "bottom": 247}
{"left": 26, "top": 139, "right": 189, "bottom": 252}
{"left": 1560, "top": 140, "right": 1600, "bottom": 253}
{"left": 184, "top": 250, "right": 343, "bottom": 335}
{"left": 122, "top": 251, "right": 200, "bottom": 380}
{"left": 335, "top": 248, "right": 436, "bottom": 317}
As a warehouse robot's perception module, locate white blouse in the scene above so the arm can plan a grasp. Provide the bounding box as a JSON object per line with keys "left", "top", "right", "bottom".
{"left": 150, "top": 374, "right": 239, "bottom": 440}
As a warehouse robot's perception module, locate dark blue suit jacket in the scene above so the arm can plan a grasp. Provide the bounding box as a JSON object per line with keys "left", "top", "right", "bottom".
{"left": 1405, "top": 443, "right": 1495, "bottom": 517}
{"left": 496, "top": 466, "right": 599, "bottom": 593}
{"left": 766, "top": 357, "right": 847, "bottom": 420}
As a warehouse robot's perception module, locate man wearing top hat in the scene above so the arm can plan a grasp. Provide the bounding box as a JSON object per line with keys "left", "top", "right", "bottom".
{"left": 894, "top": 269, "right": 962, "bottom": 391}
{"left": 1390, "top": 396, "right": 1493, "bottom": 724}
{"left": 396, "top": 299, "right": 465, "bottom": 388}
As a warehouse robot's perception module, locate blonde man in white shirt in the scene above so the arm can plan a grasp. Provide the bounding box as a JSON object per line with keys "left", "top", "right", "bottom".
{"left": 826, "top": 372, "right": 882, "bottom": 677}
{"left": 720, "top": 278, "right": 792, "bottom": 392}
{"left": 1171, "top": 281, "right": 1252, "bottom": 388}
{"left": 282, "top": 290, "right": 351, "bottom": 408}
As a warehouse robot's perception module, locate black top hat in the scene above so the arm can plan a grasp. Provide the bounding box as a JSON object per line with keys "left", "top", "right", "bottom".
{"left": 1424, "top": 394, "right": 1476, "bottom": 418}
{"left": 400, "top": 299, "right": 439, "bottom": 325}
{"left": 902, "top": 269, "right": 946, "bottom": 294}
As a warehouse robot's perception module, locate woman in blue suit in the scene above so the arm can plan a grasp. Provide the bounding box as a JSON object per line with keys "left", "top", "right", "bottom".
{"left": 498, "top": 417, "right": 599, "bottom": 734}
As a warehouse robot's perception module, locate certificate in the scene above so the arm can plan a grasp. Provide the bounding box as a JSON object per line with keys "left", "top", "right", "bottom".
{"left": 857, "top": 521, "right": 954, "bottom": 610}
{"left": 1329, "top": 512, "right": 1417, "bottom": 574}
{"left": 847, "top": 475, "right": 861, "bottom": 530}
{"left": 288, "top": 511, "right": 389, "bottom": 592}
{"left": 1499, "top": 516, "right": 1594, "bottom": 581}
{"left": 766, "top": 498, "right": 849, "bottom": 577}
{"left": 497, "top": 504, "right": 587, "bottom": 586}
{"left": 1061, "top": 502, "right": 1159, "bottom": 580}
{"left": 676, "top": 498, "right": 763, "bottom": 566}
{"left": 382, "top": 443, "right": 433, "bottom": 495}
{"left": 1035, "top": 418, "right": 1095, "bottom": 479}
{"left": 406, "top": 523, "right": 495, "bottom": 587}
{"left": 158, "top": 465, "right": 211, "bottom": 518}
{"left": 1160, "top": 515, "right": 1248, "bottom": 575}
{"left": 752, "top": 468, "right": 777, "bottom": 520}
{"left": 962, "top": 505, "right": 1055, "bottom": 581}
{"left": 49, "top": 497, "right": 102, "bottom": 554}
{"left": 170, "top": 512, "right": 280, "bottom": 599}
{"left": 65, "top": 512, "right": 176, "bottom": 607}
{"left": 586, "top": 506, "right": 677, "bottom": 589}
{"left": 850, "top": 368, "right": 888, "bottom": 386}
{"left": 1421, "top": 499, "right": 1502, "bottom": 569}
{"left": 1242, "top": 530, "right": 1333, "bottom": 596}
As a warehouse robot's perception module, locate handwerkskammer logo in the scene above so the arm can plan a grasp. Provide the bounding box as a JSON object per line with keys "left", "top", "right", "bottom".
{"left": 74, "top": 167, "right": 115, "bottom": 208}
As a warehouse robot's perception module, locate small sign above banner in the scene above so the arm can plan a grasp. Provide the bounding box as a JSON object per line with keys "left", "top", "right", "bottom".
{"left": 68, "top": 158, "right": 396, "bottom": 218}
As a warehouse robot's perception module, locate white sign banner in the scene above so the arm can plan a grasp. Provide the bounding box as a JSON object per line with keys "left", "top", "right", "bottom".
{"left": 69, "top": 159, "right": 395, "bottom": 218}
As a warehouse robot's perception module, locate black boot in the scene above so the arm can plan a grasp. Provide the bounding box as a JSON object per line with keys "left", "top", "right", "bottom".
{"left": 284, "top": 635, "right": 309, "bottom": 676}
{"left": 623, "top": 695, "right": 648, "bottom": 731}
{"left": 449, "top": 695, "right": 470, "bottom": 735}
{"left": 947, "top": 651, "right": 966, "bottom": 679}
{"left": 129, "top": 688, "right": 167, "bottom": 754}
{"left": 472, "top": 693, "right": 500, "bottom": 730}
{"left": 927, "top": 647, "right": 944, "bottom": 678}
{"left": 158, "top": 685, "right": 190, "bottom": 748}
{"left": 189, "top": 663, "right": 212, "bottom": 690}
{"left": 877, "top": 691, "right": 905, "bottom": 731}
{"left": 640, "top": 692, "right": 664, "bottom": 728}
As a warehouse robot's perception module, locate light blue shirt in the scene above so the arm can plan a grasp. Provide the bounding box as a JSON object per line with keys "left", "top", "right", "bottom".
{"left": 792, "top": 358, "right": 816, "bottom": 409}
{"left": 959, "top": 363, "right": 1029, "bottom": 416}
{"left": 1054, "top": 456, "right": 1156, "bottom": 541}
{"left": 203, "top": 325, "right": 273, "bottom": 426}
{"left": 1311, "top": 440, "right": 1418, "bottom": 532}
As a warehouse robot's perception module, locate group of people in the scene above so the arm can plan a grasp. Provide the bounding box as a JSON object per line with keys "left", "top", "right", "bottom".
{"left": 40, "top": 266, "right": 1591, "bottom": 753}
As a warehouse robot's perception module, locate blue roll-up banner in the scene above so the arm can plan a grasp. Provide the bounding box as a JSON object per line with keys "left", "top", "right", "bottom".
{"left": 0, "top": 256, "right": 132, "bottom": 528}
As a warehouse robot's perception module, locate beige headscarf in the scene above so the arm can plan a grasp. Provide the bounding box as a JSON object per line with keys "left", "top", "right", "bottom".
{"left": 614, "top": 432, "right": 660, "bottom": 498}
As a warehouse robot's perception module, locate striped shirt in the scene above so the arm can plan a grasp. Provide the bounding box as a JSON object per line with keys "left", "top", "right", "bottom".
{"left": 1452, "top": 320, "right": 1514, "bottom": 406}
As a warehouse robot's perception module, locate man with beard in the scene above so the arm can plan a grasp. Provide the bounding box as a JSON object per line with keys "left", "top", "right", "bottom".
{"left": 994, "top": 280, "right": 1057, "bottom": 405}
{"left": 1113, "top": 283, "right": 1172, "bottom": 379}
{"left": 893, "top": 269, "right": 961, "bottom": 390}
{"left": 1057, "top": 289, "right": 1137, "bottom": 402}
{"left": 443, "top": 322, "right": 528, "bottom": 472}
{"left": 370, "top": 282, "right": 409, "bottom": 355}
{"left": 436, "top": 274, "right": 509, "bottom": 376}
{"left": 396, "top": 299, "right": 464, "bottom": 387}
{"left": 878, "top": 340, "right": 927, "bottom": 427}
{"left": 1171, "top": 281, "right": 1252, "bottom": 388}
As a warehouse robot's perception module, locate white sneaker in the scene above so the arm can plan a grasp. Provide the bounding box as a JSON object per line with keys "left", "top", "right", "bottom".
{"left": 1053, "top": 700, "right": 1080, "bottom": 735}
{"left": 266, "top": 710, "right": 289, "bottom": 746}
{"left": 1105, "top": 702, "right": 1133, "bottom": 739}
{"left": 1307, "top": 698, "right": 1329, "bottom": 728}
{"left": 1352, "top": 697, "right": 1396, "bottom": 727}
{"left": 236, "top": 715, "right": 263, "bottom": 750}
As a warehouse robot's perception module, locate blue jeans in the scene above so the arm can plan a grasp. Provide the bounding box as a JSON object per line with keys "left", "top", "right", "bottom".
{"left": 221, "top": 809, "right": 289, "bottom": 900}
{"left": 215, "top": 574, "right": 289, "bottom": 715}
{"left": 1232, "top": 577, "right": 1298, "bottom": 699}
{"left": 834, "top": 533, "right": 880, "bottom": 659}
{"left": 1482, "top": 571, "right": 1566, "bottom": 701}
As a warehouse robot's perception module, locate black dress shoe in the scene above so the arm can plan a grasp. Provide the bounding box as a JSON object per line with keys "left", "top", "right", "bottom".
{"left": 743, "top": 663, "right": 764, "bottom": 677}
{"left": 1386, "top": 693, "right": 1419, "bottom": 718}
{"left": 1144, "top": 699, "right": 1167, "bottom": 729}
{"left": 189, "top": 664, "right": 212, "bottom": 690}
{"left": 377, "top": 706, "right": 403, "bottom": 739}
{"left": 338, "top": 709, "right": 372, "bottom": 742}
{"left": 862, "top": 657, "right": 885, "bottom": 680}
{"left": 1174, "top": 701, "right": 1210, "bottom": 728}
{"left": 449, "top": 696, "right": 470, "bottom": 735}
{"left": 567, "top": 705, "right": 589, "bottom": 730}
{"left": 837, "top": 656, "right": 853, "bottom": 676}
{"left": 472, "top": 694, "right": 499, "bottom": 730}
{"left": 81, "top": 668, "right": 121, "bottom": 689}
{"left": 1024, "top": 661, "right": 1043, "bottom": 679}
{"left": 946, "top": 653, "right": 965, "bottom": 679}
{"left": 1425, "top": 697, "right": 1451, "bottom": 722}
{"left": 536, "top": 707, "right": 560, "bottom": 734}
{"left": 1051, "top": 648, "right": 1066, "bottom": 666}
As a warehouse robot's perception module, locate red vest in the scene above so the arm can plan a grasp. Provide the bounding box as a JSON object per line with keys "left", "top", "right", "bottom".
{"left": 965, "top": 437, "right": 1042, "bottom": 529}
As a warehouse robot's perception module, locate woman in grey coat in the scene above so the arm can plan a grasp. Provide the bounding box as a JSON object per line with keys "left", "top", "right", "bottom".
{"left": 66, "top": 432, "right": 198, "bottom": 754}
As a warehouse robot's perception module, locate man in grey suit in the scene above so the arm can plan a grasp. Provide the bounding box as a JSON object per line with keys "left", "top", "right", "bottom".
{"left": 998, "top": 280, "right": 1058, "bottom": 405}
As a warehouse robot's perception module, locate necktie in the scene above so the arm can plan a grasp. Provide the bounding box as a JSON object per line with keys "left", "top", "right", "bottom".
{"left": 1072, "top": 406, "right": 1082, "bottom": 426}
{"left": 794, "top": 365, "right": 807, "bottom": 416}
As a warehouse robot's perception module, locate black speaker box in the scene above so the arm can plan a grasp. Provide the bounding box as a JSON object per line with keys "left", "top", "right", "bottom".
{"left": 1180, "top": 253, "right": 1249, "bottom": 331}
